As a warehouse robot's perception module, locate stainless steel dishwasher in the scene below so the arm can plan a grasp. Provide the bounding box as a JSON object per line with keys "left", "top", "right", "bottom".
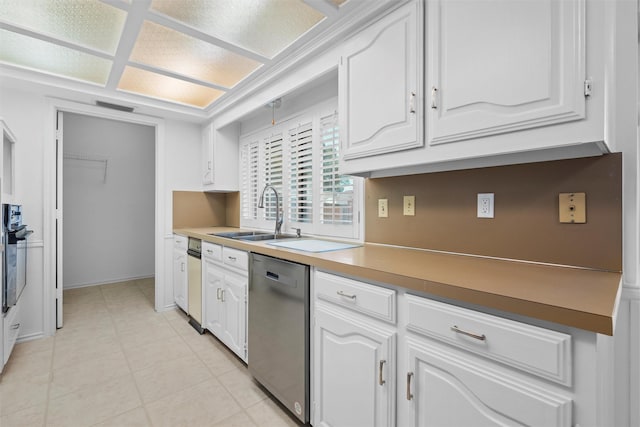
{"left": 249, "top": 253, "right": 310, "bottom": 424}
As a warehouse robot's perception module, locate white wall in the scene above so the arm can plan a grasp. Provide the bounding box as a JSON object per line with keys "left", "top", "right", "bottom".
{"left": 62, "top": 112, "right": 155, "bottom": 288}
{"left": 0, "top": 86, "right": 202, "bottom": 340}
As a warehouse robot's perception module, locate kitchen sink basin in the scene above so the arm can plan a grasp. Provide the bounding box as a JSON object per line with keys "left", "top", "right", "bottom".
{"left": 210, "top": 230, "right": 299, "bottom": 242}
{"left": 235, "top": 233, "right": 298, "bottom": 242}
{"left": 209, "top": 231, "right": 272, "bottom": 238}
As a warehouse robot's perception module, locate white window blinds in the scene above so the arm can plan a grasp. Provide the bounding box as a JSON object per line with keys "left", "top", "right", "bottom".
{"left": 239, "top": 100, "right": 361, "bottom": 240}
{"left": 288, "top": 121, "right": 314, "bottom": 223}
{"left": 263, "top": 132, "right": 283, "bottom": 221}
{"left": 240, "top": 140, "right": 259, "bottom": 221}
{"left": 320, "top": 112, "right": 354, "bottom": 225}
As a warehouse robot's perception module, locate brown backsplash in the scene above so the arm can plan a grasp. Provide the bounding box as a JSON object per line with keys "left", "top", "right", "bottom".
{"left": 365, "top": 154, "right": 622, "bottom": 271}
{"left": 173, "top": 191, "right": 240, "bottom": 228}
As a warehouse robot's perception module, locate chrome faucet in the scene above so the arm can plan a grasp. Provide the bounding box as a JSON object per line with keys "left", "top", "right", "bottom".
{"left": 258, "top": 185, "right": 283, "bottom": 235}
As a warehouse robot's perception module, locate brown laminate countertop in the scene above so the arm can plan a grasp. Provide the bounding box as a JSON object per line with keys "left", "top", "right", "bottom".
{"left": 175, "top": 227, "right": 622, "bottom": 335}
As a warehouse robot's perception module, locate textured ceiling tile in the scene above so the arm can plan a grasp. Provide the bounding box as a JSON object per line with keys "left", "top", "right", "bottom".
{"left": 0, "top": 29, "right": 111, "bottom": 84}
{"left": 150, "top": 0, "right": 325, "bottom": 58}
{"left": 130, "top": 21, "right": 262, "bottom": 88}
{"left": 118, "top": 66, "right": 225, "bottom": 108}
{"left": 0, "top": 0, "right": 127, "bottom": 54}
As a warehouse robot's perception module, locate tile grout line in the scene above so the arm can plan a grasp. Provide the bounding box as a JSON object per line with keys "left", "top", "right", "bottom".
{"left": 101, "top": 282, "right": 156, "bottom": 427}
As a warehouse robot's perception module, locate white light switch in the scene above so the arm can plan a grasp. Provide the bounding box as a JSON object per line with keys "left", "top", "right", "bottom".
{"left": 378, "top": 199, "right": 388, "bottom": 218}
{"left": 403, "top": 196, "right": 415, "bottom": 216}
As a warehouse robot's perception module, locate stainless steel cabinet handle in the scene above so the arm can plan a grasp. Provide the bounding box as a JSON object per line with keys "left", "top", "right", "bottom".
{"left": 406, "top": 372, "right": 414, "bottom": 400}
{"left": 409, "top": 91, "right": 416, "bottom": 114}
{"left": 336, "top": 290, "right": 356, "bottom": 299}
{"left": 11, "top": 323, "right": 20, "bottom": 330}
{"left": 180, "top": 262, "right": 185, "bottom": 272}
{"left": 228, "top": 256, "right": 237, "bottom": 261}
{"left": 451, "top": 325, "right": 486, "bottom": 341}
{"left": 206, "top": 249, "right": 213, "bottom": 254}
{"left": 207, "top": 160, "right": 212, "bottom": 171}
{"left": 220, "top": 289, "right": 225, "bottom": 302}
{"left": 379, "top": 360, "right": 386, "bottom": 386}
{"left": 216, "top": 288, "right": 221, "bottom": 300}
{"left": 431, "top": 86, "right": 438, "bottom": 109}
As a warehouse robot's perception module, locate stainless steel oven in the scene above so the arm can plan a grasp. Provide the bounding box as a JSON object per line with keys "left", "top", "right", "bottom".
{"left": 2, "top": 204, "right": 32, "bottom": 313}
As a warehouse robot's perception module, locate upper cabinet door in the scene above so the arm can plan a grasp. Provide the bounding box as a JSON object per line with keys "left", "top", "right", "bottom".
{"left": 339, "top": 1, "right": 424, "bottom": 160}
{"left": 202, "top": 123, "right": 214, "bottom": 185}
{"left": 427, "top": 0, "right": 586, "bottom": 146}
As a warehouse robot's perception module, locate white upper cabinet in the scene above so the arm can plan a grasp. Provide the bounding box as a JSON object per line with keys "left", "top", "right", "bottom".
{"left": 427, "top": 0, "right": 586, "bottom": 146}
{"left": 339, "top": 0, "right": 620, "bottom": 177}
{"left": 1, "top": 119, "right": 16, "bottom": 203}
{"left": 339, "top": 1, "right": 423, "bottom": 161}
{"left": 201, "top": 122, "right": 240, "bottom": 191}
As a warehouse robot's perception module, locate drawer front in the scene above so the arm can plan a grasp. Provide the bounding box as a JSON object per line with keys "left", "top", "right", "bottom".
{"left": 222, "top": 247, "right": 248, "bottom": 273}
{"left": 4, "top": 303, "right": 20, "bottom": 364}
{"left": 174, "top": 234, "right": 188, "bottom": 250}
{"left": 202, "top": 241, "right": 222, "bottom": 262}
{"left": 315, "top": 271, "right": 396, "bottom": 323}
{"left": 406, "top": 295, "right": 572, "bottom": 385}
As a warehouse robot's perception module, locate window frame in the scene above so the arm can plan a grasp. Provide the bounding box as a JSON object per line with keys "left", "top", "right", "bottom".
{"left": 238, "top": 99, "right": 362, "bottom": 240}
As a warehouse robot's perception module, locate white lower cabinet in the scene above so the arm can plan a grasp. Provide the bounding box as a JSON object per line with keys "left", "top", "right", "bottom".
{"left": 314, "top": 306, "right": 396, "bottom": 427}
{"left": 404, "top": 338, "right": 572, "bottom": 427}
{"left": 219, "top": 270, "right": 246, "bottom": 358}
{"left": 312, "top": 270, "right": 597, "bottom": 427}
{"left": 202, "top": 242, "right": 247, "bottom": 362}
{"left": 314, "top": 271, "right": 397, "bottom": 427}
{"left": 203, "top": 258, "right": 225, "bottom": 337}
{"left": 172, "top": 234, "right": 188, "bottom": 312}
{"left": 3, "top": 300, "right": 20, "bottom": 367}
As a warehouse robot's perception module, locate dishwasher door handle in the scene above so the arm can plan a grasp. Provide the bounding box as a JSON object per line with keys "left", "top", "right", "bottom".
{"left": 266, "top": 271, "right": 279, "bottom": 281}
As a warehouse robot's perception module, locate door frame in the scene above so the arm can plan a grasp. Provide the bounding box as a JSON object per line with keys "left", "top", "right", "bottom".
{"left": 43, "top": 99, "right": 165, "bottom": 335}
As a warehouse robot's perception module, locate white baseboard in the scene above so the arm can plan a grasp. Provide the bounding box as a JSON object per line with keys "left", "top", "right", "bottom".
{"left": 17, "top": 331, "right": 45, "bottom": 343}
{"left": 63, "top": 274, "right": 154, "bottom": 289}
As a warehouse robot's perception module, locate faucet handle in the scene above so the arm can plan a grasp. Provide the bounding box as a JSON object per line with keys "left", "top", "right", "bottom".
{"left": 292, "top": 227, "right": 301, "bottom": 238}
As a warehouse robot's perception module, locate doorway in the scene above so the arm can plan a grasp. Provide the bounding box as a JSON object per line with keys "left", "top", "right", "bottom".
{"left": 59, "top": 112, "right": 155, "bottom": 325}
{"left": 45, "top": 100, "right": 166, "bottom": 333}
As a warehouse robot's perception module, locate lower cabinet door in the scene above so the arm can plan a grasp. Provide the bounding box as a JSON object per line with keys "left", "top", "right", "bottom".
{"left": 221, "top": 271, "right": 247, "bottom": 362}
{"left": 314, "top": 307, "right": 395, "bottom": 427}
{"left": 173, "top": 249, "right": 187, "bottom": 312}
{"left": 203, "top": 259, "right": 224, "bottom": 338}
{"left": 404, "top": 337, "right": 572, "bottom": 427}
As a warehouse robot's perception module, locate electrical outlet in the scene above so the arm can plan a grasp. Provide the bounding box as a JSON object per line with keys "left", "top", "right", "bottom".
{"left": 378, "top": 199, "right": 388, "bottom": 218}
{"left": 403, "top": 195, "right": 415, "bottom": 216}
{"left": 477, "top": 193, "right": 494, "bottom": 218}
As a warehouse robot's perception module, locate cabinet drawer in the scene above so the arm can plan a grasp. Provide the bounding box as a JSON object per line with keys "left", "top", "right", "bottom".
{"left": 222, "top": 247, "right": 248, "bottom": 273}
{"left": 173, "top": 234, "right": 187, "bottom": 251}
{"left": 315, "top": 271, "right": 396, "bottom": 324}
{"left": 202, "top": 241, "right": 222, "bottom": 262}
{"left": 406, "top": 295, "right": 572, "bottom": 385}
{"left": 4, "top": 302, "right": 20, "bottom": 365}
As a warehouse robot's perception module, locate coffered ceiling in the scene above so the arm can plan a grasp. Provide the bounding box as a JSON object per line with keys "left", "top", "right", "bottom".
{"left": 0, "top": 0, "right": 359, "bottom": 117}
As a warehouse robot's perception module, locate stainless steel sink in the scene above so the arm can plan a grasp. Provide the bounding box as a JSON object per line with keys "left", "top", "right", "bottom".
{"left": 209, "top": 231, "right": 272, "bottom": 238}
{"left": 235, "top": 233, "right": 298, "bottom": 242}
{"left": 209, "top": 230, "right": 298, "bottom": 242}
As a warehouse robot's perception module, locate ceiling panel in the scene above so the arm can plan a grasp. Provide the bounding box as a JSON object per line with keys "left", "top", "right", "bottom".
{"left": 0, "top": 28, "right": 112, "bottom": 84}
{"left": 149, "top": 0, "right": 325, "bottom": 59}
{"left": 0, "top": 0, "right": 127, "bottom": 54}
{"left": 0, "top": 0, "right": 358, "bottom": 113}
{"left": 118, "top": 66, "right": 225, "bottom": 107}
{"left": 131, "top": 21, "right": 262, "bottom": 88}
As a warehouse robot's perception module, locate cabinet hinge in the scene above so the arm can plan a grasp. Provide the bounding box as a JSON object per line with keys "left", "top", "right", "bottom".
{"left": 584, "top": 79, "right": 592, "bottom": 97}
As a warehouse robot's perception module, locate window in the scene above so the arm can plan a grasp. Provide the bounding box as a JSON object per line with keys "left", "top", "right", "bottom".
{"left": 288, "top": 121, "right": 314, "bottom": 223}
{"left": 239, "top": 101, "right": 361, "bottom": 239}
{"left": 319, "top": 112, "right": 353, "bottom": 226}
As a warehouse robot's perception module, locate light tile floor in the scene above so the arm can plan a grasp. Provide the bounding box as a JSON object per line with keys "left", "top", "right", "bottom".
{"left": 0, "top": 278, "right": 302, "bottom": 427}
